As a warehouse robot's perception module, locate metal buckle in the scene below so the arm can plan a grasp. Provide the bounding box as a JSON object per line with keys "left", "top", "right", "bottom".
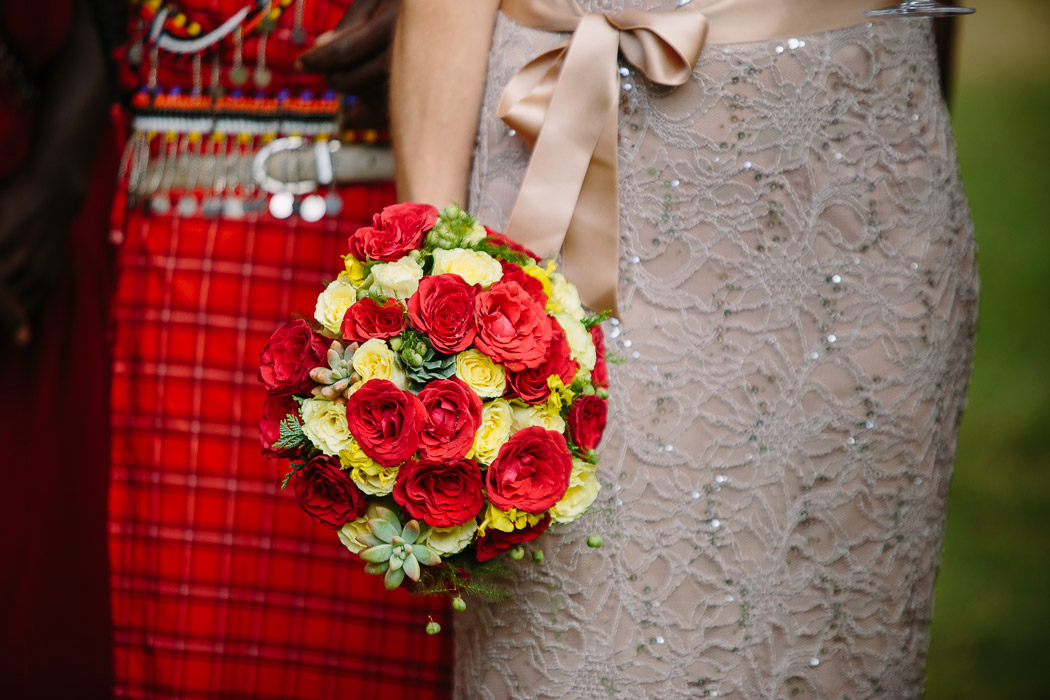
{"left": 252, "top": 136, "right": 341, "bottom": 194}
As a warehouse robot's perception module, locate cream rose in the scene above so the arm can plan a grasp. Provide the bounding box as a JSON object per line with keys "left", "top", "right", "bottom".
{"left": 420, "top": 520, "right": 477, "bottom": 556}
{"left": 510, "top": 402, "right": 566, "bottom": 434}
{"left": 301, "top": 397, "right": 354, "bottom": 456}
{"left": 455, "top": 349, "right": 506, "bottom": 398}
{"left": 548, "top": 272, "right": 585, "bottom": 319}
{"left": 549, "top": 459, "right": 601, "bottom": 524}
{"left": 555, "top": 312, "right": 596, "bottom": 373}
{"left": 462, "top": 221, "right": 488, "bottom": 246}
{"left": 351, "top": 338, "right": 407, "bottom": 391}
{"left": 370, "top": 256, "right": 423, "bottom": 300}
{"left": 468, "top": 399, "right": 515, "bottom": 465}
{"left": 337, "top": 503, "right": 384, "bottom": 554}
{"left": 431, "top": 248, "right": 503, "bottom": 287}
{"left": 314, "top": 278, "right": 358, "bottom": 335}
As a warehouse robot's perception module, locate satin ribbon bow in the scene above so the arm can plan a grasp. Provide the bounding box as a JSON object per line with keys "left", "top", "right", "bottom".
{"left": 498, "top": 0, "right": 709, "bottom": 314}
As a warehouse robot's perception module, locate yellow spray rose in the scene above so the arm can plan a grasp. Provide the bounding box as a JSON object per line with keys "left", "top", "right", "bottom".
{"left": 342, "top": 255, "right": 368, "bottom": 287}
{"left": 549, "top": 459, "right": 601, "bottom": 524}
{"left": 468, "top": 399, "right": 515, "bottom": 465}
{"left": 301, "top": 397, "right": 355, "bottom": 456}
{"left": 351, "top": 338, "right": 407, "bottom": 391}
{"left": 339, "top": 440, "right": 398, "bottom": 496}
{"left": 455, "top": 349, "right": 506, "bottom": 398}
{"left": 431, "top": 248, "right": 503, "bottom": 287}
{"left": 314, "top": 278, "right": 358, "bottom": 335}
{"left": 522, "top": 261, "right": 555, "bottom": 300}
{"left": 370, "top": 256, "right": 423, "bottom": 300}
{"left": 477, "top": 503, "right": 545, "bottom": 536}
{"left": 420, "top": 520, "right": 478, "bottom": 556}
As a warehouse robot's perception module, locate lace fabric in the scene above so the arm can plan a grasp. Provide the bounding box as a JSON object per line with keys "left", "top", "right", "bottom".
{"left": 457, "top": 4, "right": 977, "bottom": 698}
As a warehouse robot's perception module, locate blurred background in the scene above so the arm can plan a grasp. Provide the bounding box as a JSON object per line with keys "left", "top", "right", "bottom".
{"left": 926, "top": 0, "right": 1050, "bottom": 697}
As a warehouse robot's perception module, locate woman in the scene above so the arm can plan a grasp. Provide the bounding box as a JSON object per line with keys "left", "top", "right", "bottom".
{"left": 392, "top": 1, "right": 977, "bottom": 697}
{"left": 108, "top": 1, "right": 450, "bottom": 696}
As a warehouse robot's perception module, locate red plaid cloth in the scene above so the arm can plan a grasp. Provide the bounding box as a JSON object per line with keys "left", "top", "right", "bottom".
{"left": 109, "top": 183, "right": 453, "bottom": 699}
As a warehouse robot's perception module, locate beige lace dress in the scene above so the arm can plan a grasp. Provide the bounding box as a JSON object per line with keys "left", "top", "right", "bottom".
{"left": 457, "top": 3, "right": 977, "bottom": 698}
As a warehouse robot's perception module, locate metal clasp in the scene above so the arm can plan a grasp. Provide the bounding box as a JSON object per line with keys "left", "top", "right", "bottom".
{"left": 252, "top": 136, "right": 341, "bottom": 194}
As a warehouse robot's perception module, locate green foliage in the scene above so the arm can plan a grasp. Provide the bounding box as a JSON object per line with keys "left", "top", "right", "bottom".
{"left": 472, "top": 238, "right": 532, "bottom": 266}
{"left": 280, "top": 461, "right": 305, "bottom": 490}
{"left": 412, "top": 556, "right": 514, "bottom": 603}
{"left": 273, "top": 413, "right": 309, "bottom": 452}
{"left": 582, "top": 309, "right": 612, "bottom": 329}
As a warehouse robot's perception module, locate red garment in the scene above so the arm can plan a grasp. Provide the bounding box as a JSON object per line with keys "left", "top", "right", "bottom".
{"left": 0, "top": 124, "right": 117, "bottom": 698}
{"left": 109, "top": 186, "right": 453, "bottom": 698}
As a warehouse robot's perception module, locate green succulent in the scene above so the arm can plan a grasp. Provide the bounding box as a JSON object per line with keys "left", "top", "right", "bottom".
{"left": 308, "top": 340, "right": 359, "bottom": 400}
{"left": 395, "top": 329, "right": 456, "bottom": 387}
{"left": 358, "top": 506, "right": 441, "bottom": 590}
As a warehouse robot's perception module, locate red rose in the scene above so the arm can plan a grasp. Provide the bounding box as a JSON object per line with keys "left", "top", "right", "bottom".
{"left": 392, "top": 458, "right": 485, "bottom": 527}
{"left": 474, "top": 281, "right": 553, "bottom": 372}
{"left": 259, "top": 319, "right": 329, "bottom": 395}
{"left": 475, "top": 514, "right": 550, "bottom": 562}
{"left": 345, "top": 379, "right": 428, "bottom": 467}
{"left": 590, "top": 324, "right": 608, "bottom": 389}
{"left": 506, "top": 321, "right": 578, "bottom": 404}
{"left": 407, "top": 274, "right": 479, "bottom": 354}
{"left": 567, "top": 395, "right": 607, "bottom": 452}
{"left": 292, "top": 455, "right": 367, "bottom": 529}
{"left": 346, "top": 201, "right": 438, "bottom": 262}
{"left": 484, "top": 226, "right": 541, "bottom": 262}
{"left": 486, "top": 427, "right": 572, "bottom": 513}
{"left": 417, "top": 378, "right": 483, "bottom": 460}
{"left": 341, "top": 296, "right": 407, "bottom": 343}
{"left": 499, "top": 261, "right": 548, "bottom": 307}
{"left": 259, "top": 393, "right": 302, "bottom": 457}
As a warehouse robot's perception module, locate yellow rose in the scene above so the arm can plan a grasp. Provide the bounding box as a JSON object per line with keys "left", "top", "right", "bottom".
{"left": 314, "top": 278, "right": 358, "bottom": 335}
{"left": 547, "top": 272, "right": 585, "bottom": 318}
{"left": 522, "top": 261, "right": 555, "bottom": 300}
{"left": 351, "top": 338, "right": 407, "bottom": 391}
{"left": 549, "top": 459, "right": 601, "bottom": 524}
{"left": 477, "top": 503, "right": 545, "bottom": 536}
{"left": 371, "top": 256, "right": 423, "bottom": 300}
{"left": 301, "top": 397, "right": 354, "bottom": 455}
{"left": 338, "top": 503, "right": 384, "bottom": 554}
{"left": 554, "top": 312, "right": 596, "bottom": 373}
{"left": 339, "top": 440, "right": 398, "bottom": 496}
{"left": 468, "top": 399, "right": 515, "bottom": 465}
{"left": 510, "top": 401, "right": 566, "bottom": 434}
{"left": 342, "top": 255, "right": 368, "bottom": 287}
{"left": 455, "top": 349, "right": 506, "bottom": 398}
{"left": 420, "top": 520, "right": 477, "bottom": 556}
{"left": 431, "top": 248, "right": 503, "bottom": 287}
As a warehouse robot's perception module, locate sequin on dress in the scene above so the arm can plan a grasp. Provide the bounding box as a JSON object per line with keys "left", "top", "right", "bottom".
{"left": 455, "top": 3, "right": 977, "bottom": 698}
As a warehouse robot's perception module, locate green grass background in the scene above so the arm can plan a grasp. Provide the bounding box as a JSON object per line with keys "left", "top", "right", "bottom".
{"left": 925, "top": 1, "right": 1050, "bottom": 697}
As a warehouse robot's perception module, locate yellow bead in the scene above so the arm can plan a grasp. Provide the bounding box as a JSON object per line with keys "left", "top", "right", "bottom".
{"left": 171, "top": 13, "right": 186, "bottom": 28}
{"left": 187, "top": 22, "right": 201, "bottom": 36}
{"left": 268, "top": 8, "right": 281, "bottom": 20}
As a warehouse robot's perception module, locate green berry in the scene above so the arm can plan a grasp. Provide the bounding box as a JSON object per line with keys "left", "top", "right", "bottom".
{"left": 451, "top": 597, "right": 467, "bottom": 612}
{"left": 389, "top": 337, "right": 403, "bottom": 351}
{"left": 582, "top": 384, "right": 596, "bottom": 395}
{"left": 597, "top": 388, "right": 609, "bottom": 399}
{"left": 425, "top": 621, "right": 442, "bottom": 635}
{"left": 508, "top": 547, "right": 525, "bottom": 561}
{"left": 532, "top": 550, "right": 544, "bottom": 563}
{"left": 587, "top": 535, "right": 604, "bottom": 548}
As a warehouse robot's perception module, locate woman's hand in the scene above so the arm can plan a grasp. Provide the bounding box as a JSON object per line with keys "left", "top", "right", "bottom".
{"left": 296, "top": 0, "right": 400, "bottom": 130}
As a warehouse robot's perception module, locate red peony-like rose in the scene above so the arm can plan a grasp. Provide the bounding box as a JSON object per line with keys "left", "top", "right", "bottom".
{"left": 260, "top": 393, "right": 302, "bottom": 457}
{"left": 499, "top": 261, "right": 548, "bottom": 307}
{"left": 567, "top": 395, "right": 607, "bottom": 451}
{"left": 590, "top": 324, "right": 608, "bottom": 389}
{"left": 392, "top": 458, "right": 485, "bottom": 527}
{"left": 475, "top": 514, "right": 550, "bottom": 562}
{"left": 407, "top": 274, "right": 479, "bottom": 354}
{"left": 486, "top": 427, "right": 572, "bottom": 513}
{"left": 345, "top": 379, "right": 428, "bottom": 467}
{"left": 259, "top": 319, "right": 329, "bottom": 395}
{"left": 506, "top": 320, "right": 578, "bottom": 404}
{"left": 484, "top": 226, "right": 541, "bottom": 262}
{"left": 292, "top": 455, "right": 367, "bottom": 529}
{"left": 474, "top": 281, "right": 553, "bottom": 372}
{"left": 341, "top": 296, "right": 407, "bottom": 343}
{"left": 417, "top": 377, "right": 483, "bottom": 460}
{"left": 346, "top": 201, "right": 438, "bottom": 262}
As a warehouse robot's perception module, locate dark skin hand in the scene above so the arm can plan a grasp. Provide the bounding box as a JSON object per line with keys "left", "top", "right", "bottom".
{"left": 0, "top": 0, "right": 109, "bottom": 346}
{"left": 295, "top": 0, "right": 400, "bottom": 130}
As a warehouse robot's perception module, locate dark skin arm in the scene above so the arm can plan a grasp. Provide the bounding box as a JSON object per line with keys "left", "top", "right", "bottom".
{"left": 0, "top": 0, "right": 110, "bottom": 346}
{"left": 295, "top": 0, "right": 400, "bottom": 130}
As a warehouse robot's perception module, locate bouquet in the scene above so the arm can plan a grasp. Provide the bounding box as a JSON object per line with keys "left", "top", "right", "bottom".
{"left": 258, "top": 202, "right": 609, "bottom": 611}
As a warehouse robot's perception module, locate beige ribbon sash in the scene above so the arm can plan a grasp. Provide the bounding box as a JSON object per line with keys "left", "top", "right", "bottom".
{"left": 498, "top": 0, "right": 898, "bottom": 313}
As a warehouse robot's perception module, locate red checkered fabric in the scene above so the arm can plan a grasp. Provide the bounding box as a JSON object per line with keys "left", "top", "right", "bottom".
{"left": 109, "top": 182, "right": 453, "bottom": 699}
